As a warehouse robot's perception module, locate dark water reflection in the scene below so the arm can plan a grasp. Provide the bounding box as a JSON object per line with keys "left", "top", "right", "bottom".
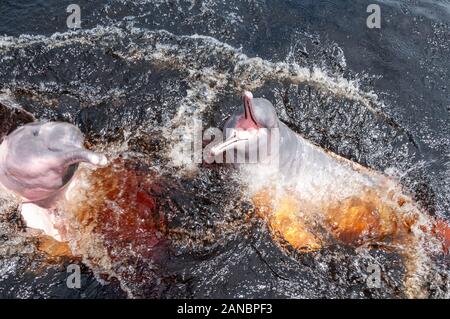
{"left": 0, "top": 0, "right": 448, "bottom": 298}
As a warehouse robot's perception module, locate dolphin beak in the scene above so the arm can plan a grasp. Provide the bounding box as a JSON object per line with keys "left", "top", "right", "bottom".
{"left": 210, "top": 134, "right": 248, "bottom": 156}
{"left": 210, "top": 91, "right": 256, "bottom": 157}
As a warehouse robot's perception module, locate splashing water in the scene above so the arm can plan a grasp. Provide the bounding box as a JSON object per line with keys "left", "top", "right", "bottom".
{"left": 0, "top": 0, "right": 448, "bottom": 298}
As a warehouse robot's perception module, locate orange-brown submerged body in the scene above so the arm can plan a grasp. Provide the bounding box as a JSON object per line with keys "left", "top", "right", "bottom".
{"left": 28, "top": 157, "right": 179, "bottom": 297}
{"left": 75, "top": 158, "right": 166, "bottom": 247}
{"left": 36, "top": 157, "right": 169, "bottom": 267}
{"left": 68, "top": 158, "right": 168, "bottom": 258}
{"left": 434, "top": 221, "right": 450, "bottom": 253}
{"left": 327, "top": 190, "right": 406, "bottom": 245}
{"left": 35, "top": 235, "right": 72, "bottom": 258}
{"left": 252, "top": 187, "right": 450, "bottom": 253}
{"left": 253, "top": 190, "right": 322, "bottom": 252}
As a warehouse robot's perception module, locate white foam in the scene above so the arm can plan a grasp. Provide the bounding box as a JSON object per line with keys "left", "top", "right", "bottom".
{"left": 0, "top": 25, "right": 388, "bottom": 175}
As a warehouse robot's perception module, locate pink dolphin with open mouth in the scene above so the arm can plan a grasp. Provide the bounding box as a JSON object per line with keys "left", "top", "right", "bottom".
{"left": 0, "top": 121, "right": 107, "bottom": 240}
{"left": 211, "top": 91, "right": 381, "bottom": 188}
{"left": 210, "top": 91, "right": 450, "bottom": 258}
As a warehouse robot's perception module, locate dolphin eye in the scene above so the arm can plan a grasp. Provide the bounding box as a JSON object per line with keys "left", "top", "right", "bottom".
{"left": 32, "top": 130, "right": 39, "bottom": 137}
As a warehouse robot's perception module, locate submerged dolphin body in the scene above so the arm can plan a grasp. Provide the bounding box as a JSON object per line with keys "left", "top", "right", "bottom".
{"left": 0, "top": 122, "right": 107, "bottom": 240}
{"left": 211, "top": 92, "right": 450, "bottom": 256}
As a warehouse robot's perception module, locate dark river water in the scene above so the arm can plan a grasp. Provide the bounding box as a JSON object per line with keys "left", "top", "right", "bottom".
{"left": 0, "top": 0, "right": 449, "bottom": 298}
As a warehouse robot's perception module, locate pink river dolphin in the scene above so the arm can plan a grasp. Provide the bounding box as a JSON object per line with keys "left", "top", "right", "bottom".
{"left": 0, "top": 122, "right": 107, "bottom": 240}
{"left": 210, "top": 91, "right": 450, "bottom": 257}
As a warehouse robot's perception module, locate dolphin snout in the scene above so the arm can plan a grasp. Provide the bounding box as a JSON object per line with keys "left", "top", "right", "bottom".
{"left": 210, "top": 135, "right": 242, "bottom": 157}
{"left": 210, "top": 130, "right": 254, "bottom": 157}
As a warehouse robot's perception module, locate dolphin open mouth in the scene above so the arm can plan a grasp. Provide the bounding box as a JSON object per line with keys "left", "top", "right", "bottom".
{"left": 239, "top": 91, "right": 260, "bottom": 130}
{"left": 210, "top": 91, "right": 259, "bottom": 157}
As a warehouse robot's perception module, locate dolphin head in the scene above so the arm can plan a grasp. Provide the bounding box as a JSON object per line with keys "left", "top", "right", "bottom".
{"left": 211, "top": 91, "right": 279, "bottom": 162}
{"left": 0, "top": 121, "right": 107, "bottom": 206}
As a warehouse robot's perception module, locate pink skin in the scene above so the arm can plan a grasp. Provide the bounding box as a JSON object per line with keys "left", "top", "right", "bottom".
{"left": 211, "top": 91, "right": 383, "bottom": 185}
{"left": 212, "top": 91, "right": 450, "bottom": 257}
{"left": 211, "top": 91, "right": 263, "bottom": 156}
{"left": 0, "top": 122, "right": 107, "bottom": 240}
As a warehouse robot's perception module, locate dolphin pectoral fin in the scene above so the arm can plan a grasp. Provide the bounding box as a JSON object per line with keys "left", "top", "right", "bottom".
{"left": 269, "top": 196, "right": 322, "bottom": 252}
{"left": 210, "top": 136, "right": 247, "bottom": 156}
{"left": 270, "top": 214, "right": 323, "bottom": 252}
{"left": 59, "top": 149, "right": 108, "bottom": 167}
{"left": 252, "top": 190, "right": 323, "bottom": 252}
